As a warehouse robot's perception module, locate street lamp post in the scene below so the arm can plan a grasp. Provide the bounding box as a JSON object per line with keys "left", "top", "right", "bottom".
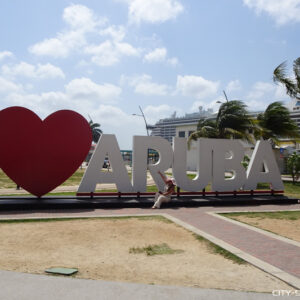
{"left": 217, "top": 90, "right": 229, "bottom": 104}
{"left": 132, "top": 105, "right": 149, "bottom": 136}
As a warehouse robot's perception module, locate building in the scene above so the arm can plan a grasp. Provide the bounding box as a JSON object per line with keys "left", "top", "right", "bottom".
{"left": 149, "top": 103, "right": 299, "bottom": 173}
{"left": 287, "top": 99, "right": 300, "bottom": 136}
{"left": 149, "top": 107, "right": 214, "bottom": 143}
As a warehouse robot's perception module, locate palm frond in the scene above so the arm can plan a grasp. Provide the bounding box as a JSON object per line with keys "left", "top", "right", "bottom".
{"left": 89, "top": 118, "right": 102, "bottom": 143}
{"left": 293, "top": 57, "right": 300, "bottom": 98}
{"left": 273, "top": 60, "right": 298, "bottom": 98}
{"left": 273, "top": 61, "right": 288, "bottom": 83}
{"left": 223, "top": 128, "right": 255, "bottom": 144}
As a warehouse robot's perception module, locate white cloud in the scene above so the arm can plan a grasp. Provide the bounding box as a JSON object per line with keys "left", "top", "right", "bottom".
{"left": 123, "top": 74, "right": 171, "bottom": 96}
{"left": 167, "top": 57, "right": 178, "bottom": 66}
{"left": 1, "top": 77, "right": 121, "bottom": 112}
{"left": 144, "top": 47, "right": 167, "bottom": 62}
{"left": 0, "top": 77, "right": 22, "bottom": 94}
{"left": 85, "top": 41, "right": 119, "bottom": 66}
{"left": 100, "top": 25, "right": 126, "bottom": 42}
{"left": 124, "top": 0, "right": 183, "bottom": 24}
{"left": 116, "top": 42, "right": 140, "bottom": 56}
{"left": 85, "top": 40, "right": 140, "bottom": 66}
{"left": 29, "top": 4, "right": 142, "bottom": 65}
{"left": 246, "top": 81, "right": 274, "bottom": 100}
{"left": 0, "top": 51, "right": 13, "bottom": 61}
{"left": 190, "top": 100, "right": 205, "bottom": 112}
{"left": 190, "top": 98, "right": 222, "bottom": 114}
{"left": 143, "top": 104, "right": 176, "bottom": 123}
{"left": 93, "top": 105, "right": 134, "bottom": 127}
{"left": 63, "top": 4, "right": 101, "bottom": 31}
{"left": 1, "top": 92, "right": 69, "bottom": 116}
{"left": 65, "top": 77, "right": 121, "bottom": 102}
{"left": 2, "top": 62, "right": 65, "bottom": 79}
{"left": 29, "top": 4, "right": 106, "bottom": 58}
{"left": 29, "top": 37, "right": 69, "bottom": 58}
{"left": 274, "top": 84, "right": 290, "bottom": 100}
{"left": 243, "top": 0, "right": 300, "bottom": 25}
{"left": 29, "top": 29, "right": 89, "bottom": 58}
{"left": 144, "top": 47, "right": 178, "bottom": 66}
{"left": 0, "top": 77, "right": 149, "bottom": 148}
{"left": 245, "top": 81, "right": 290, "bottom": 111}
{"left": 91, "top": 105, "right": 147, "bottom": 146}
{"left": 226, "top": 80, "right": 242, "bottom": 93}
{"left": 0, "top": 76, "right": 182, "bottom": 148}
{"left": 176, "top": 75, "right": 219, "bottom": 99}
{"left": 1, "top": 78, "right": 121, "bottom": 116}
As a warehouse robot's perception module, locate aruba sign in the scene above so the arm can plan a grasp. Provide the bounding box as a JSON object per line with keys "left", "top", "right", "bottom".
{"left": 78, "top": 134, "right": 284, "bottom": 194}
{"left": 0, "top": 107, "right": 283, "bottom": 198}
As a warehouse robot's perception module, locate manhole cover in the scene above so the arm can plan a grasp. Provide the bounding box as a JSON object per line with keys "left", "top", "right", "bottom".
{"left": 45, "top": 267, "right": 78, "bottom": 275}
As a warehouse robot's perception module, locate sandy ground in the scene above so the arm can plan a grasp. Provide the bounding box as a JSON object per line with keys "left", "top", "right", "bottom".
{"left": 230, "top": 216, "right": 300, "bottom": 242}
{"left": 0, "top": 217, "right": 293, "bottom": 292}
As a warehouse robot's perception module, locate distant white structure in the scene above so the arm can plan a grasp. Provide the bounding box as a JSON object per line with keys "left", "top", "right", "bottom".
{"left": 286, "top": 98, "right": 300, "bottom": 136}
{"left": 149, "top": 101, "right": 300, "bottom": 172}
{"left": 149, "top": 107, "right": 214, "bottom": 143}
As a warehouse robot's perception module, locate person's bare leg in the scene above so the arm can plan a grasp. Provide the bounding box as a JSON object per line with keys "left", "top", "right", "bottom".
{"left": 152, "top": 192, "right": 160, "bottom": 208}
{"left": 153, "top": 195, "right": 169, "bottom": 209}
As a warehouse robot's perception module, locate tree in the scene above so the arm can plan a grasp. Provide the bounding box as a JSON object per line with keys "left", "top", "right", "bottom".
{"left": 188, "top": 100, "right": 254, "bottom": 146}
{"left": 273, "top": 57, "right": 300, "bottom": 100}
{"left": 287, "top": 152, "right": 300, "bottom": 184}
{"left": 256, "top": 102, "right": 299, "bottom": 142}
{"left": 89, "top": 119, "right": 102, "bottom": 143}
{"left": 241, "top": 155, "right": 250, "bottom": 170}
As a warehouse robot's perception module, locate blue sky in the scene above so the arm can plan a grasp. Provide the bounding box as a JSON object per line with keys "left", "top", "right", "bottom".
{"left": 0, "top": 0, "right": 300, "bottom": 149}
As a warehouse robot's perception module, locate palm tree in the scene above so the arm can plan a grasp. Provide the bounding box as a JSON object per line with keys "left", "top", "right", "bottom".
{"left": 273, "top": 57, "right": 300, "bottom": 100}
{"left": 190, "top": 118, "right": 219, "bottom": 139}
{"left": 89, "top": 119, "right": 102, "bottom": 143}
{"left": 256, "top": 101, "right": 299, "bottom": 142}
{"left": 188, "top": 100, "right": 254, "bottom": 146}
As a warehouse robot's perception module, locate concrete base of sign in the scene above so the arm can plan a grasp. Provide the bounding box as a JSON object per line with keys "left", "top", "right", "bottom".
{"left": 0, "top": 195, "right": 297, "bottom": 210}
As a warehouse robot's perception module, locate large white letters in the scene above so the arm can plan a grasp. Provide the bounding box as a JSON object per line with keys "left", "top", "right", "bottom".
{"left": 205, "top": 139, "right": 247, "bottom": 191}
{"left": 172, "top": 138, "right": 211, "bottom": 191}
{"left": 78, "top": 134, "right": 133, "bottom": 193}
{"left": 244, "top": 140, "right": 284, "bottom": 190}
{"left": 78, "top": 135, "right": 284, "bottom": 193}
{"left": 132, "top": 136, "right": 173, "bottom": 192}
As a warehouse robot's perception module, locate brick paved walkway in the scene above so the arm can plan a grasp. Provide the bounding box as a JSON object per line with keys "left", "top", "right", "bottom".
{"left": 170, "top": 208, "right": 300, "bottom": 279}
{"left": 0, "top": 203, "right": 299, "bottom": 287}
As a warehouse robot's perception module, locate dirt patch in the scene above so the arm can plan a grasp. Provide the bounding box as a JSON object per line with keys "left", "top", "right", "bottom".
{"left": 0, "top": 217, "right": 293, "bottom": 292}
{"left": 229, "top": 216, "right": 300, "bottom": 242}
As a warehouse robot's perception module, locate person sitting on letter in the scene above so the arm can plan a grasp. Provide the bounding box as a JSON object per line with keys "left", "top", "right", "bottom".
{"left": 152, "top": 171, "right": 176, "bottom": 209}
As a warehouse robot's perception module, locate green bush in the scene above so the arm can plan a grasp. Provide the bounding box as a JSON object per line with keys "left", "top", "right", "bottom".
{"left": 287, "top": 152, "right": 300, "bottom": 184}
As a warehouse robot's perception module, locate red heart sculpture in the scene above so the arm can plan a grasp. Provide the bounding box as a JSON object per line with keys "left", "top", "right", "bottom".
{"left": 0, "top": 107, "right": 92, "bottom": 197}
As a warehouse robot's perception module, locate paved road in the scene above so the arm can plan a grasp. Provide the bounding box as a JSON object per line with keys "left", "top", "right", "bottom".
{"left": 0, "top": 270, "right": 280, "bottom": 300}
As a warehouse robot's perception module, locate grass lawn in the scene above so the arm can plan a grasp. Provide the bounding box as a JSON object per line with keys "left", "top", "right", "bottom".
{"left": 0, "top": 169, "right": 87, "bottom": 188}
{"left": 219, "top": 210, "right": 300, "bottom": 243}
{"left": 219, "top": 210, "right": 300, "bottom": 221}
{"left": 279, "top": 181, "right": 300, "bottom": 198}
{"left": 0, "top": 168, "right": 300, "bottom": 198}
{"left": 0, "top": 215, "right": 245, "bottom": 264}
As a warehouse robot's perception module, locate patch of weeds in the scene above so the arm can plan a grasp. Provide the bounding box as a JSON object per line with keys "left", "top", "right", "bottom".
{"left": 193, "top": 234, "right": 246, "bottom": 265}
{"left": 129, "top": 243, "right": 184, "bottom": 256}
{"left": 137, "top": 215, "right": 173, "bottom": 224}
